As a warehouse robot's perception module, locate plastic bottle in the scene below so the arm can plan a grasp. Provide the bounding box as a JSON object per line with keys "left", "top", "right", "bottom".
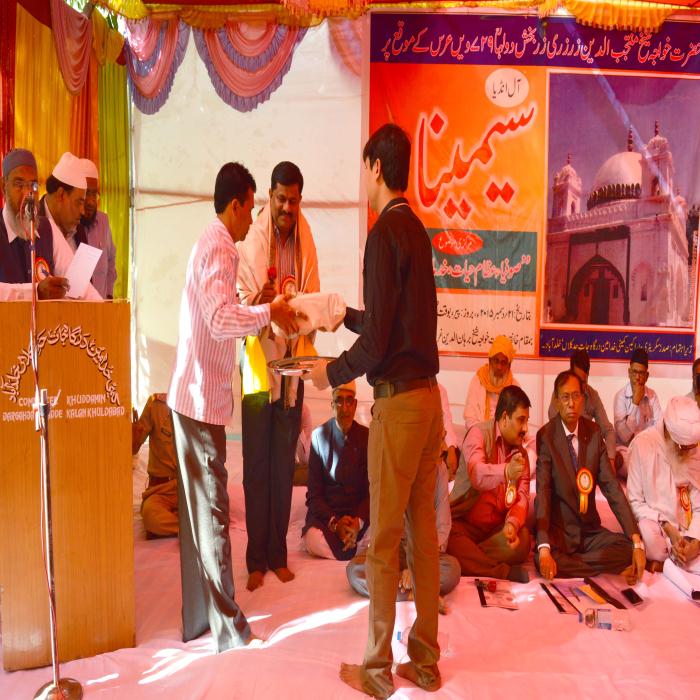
{"left": 397, "top": 627, "right": 450, "bottom": 654}
{"left": 583, "top": 607, "right": 632, "bottom": 631}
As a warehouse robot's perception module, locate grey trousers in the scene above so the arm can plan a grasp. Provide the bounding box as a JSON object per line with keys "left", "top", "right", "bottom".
{"left": 535, "top": 528, "right": 633, "bottom": 578}
{"left": 172, "top": 411, "right": 251, "bottom": 651}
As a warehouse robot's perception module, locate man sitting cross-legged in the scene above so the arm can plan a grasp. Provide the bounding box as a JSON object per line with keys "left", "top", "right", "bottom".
{"left": 346, "top": 460, "right": 460, "bottom": 609}
{"left": 302, "top": 381, "right": 370, "bottom": 559}
{"left": 536, "top": 370, "right": 646, "bottom": 582}
{"left": 627, "top": 396, "right": 700, "bottom": 573}
{"left": 447, "top": 385, "right": 532, "bottom": 583}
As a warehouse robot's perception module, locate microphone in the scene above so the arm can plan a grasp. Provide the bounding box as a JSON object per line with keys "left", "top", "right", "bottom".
{"left": 20, "top": 182, "right": 39, "bottom": 234}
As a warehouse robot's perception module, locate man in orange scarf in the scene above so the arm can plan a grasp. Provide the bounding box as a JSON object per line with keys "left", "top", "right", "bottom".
{"left": 237, "top": 161, "right": 320, "bottom": 591}
{"left": 463, "top": 335, "right": 519, "bottom": 431}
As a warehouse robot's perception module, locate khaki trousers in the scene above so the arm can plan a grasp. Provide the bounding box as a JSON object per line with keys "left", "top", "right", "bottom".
{"left": 141, "top": 480, "right": 179, "bottom": 537}
{"left": 362, "top": 385, "right": 443, "bottom": 697}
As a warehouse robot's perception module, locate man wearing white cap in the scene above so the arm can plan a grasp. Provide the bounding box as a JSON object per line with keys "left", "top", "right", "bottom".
{"left": 38, "top": 151, "right": 101, "bottom": 300}
{"left": 1, "top": 148, "right": 90, "bottom": 301}
{"left": 75, "top": 158, "right": 117, "bottom": 299}
{"left": 627, "top": 395, "right": 700, "bottom": 572}
{"left": 302, "top": 381, "right": 370, "bottom": 560}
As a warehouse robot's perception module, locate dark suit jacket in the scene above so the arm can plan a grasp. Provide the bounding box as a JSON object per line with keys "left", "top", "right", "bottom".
{"left": 303, "top": 418, "right": 369, "bottom": 533}
{"left": 535, "top": 415, "right": 639, "bottom": 554}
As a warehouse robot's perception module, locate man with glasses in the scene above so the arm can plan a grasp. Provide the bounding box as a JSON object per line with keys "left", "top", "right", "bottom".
{"left": 548, "top": 349, "right": 617, "bottom": 471}
{"left": 302, "top": 381, "right": 369, "bottom": 560}
{"left": 0, "top": 148, "right": 98, "bottom": 301}
{"left": 74, "top": 159, "right": 117, "bottom": 299}
{"left": 627, "top": 396, "right": 700, "bottom": 573}
{"left": 536, "top": 370, "right": 645, "bottom": 581}
{"left": 613, "top": 348, "right": 662, "bottom": 478}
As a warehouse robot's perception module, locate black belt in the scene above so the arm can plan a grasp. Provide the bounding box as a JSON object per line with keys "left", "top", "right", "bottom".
{"left": 373, "top": 376, "right": 437, "bottom": 399}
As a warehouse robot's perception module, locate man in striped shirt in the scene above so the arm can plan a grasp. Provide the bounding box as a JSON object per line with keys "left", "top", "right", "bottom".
{"left": 167, "top": 162, "right": 298, "bottom": 652}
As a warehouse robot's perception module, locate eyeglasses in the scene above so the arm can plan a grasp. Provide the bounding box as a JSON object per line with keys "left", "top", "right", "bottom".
{"left": 10, "top": 178, "right": 37, "bottom": 192}
{"left": 629, "top": 369, "right": 649, "bottom": 377}
{"left": 333, "top": 397, "right": 356, "bottom": 407}
{"left": 558, "top": 392, "right": 582, "bottom": 405}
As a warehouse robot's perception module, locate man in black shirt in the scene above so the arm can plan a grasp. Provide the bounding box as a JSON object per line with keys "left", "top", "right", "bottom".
{"left": 308, "top": 124, "right": 443, "bottom": 698}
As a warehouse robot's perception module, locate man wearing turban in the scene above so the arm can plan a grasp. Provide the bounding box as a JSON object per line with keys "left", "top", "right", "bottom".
{"left": 463, "top": 335, "right": 518, "bottom": 431}
{"left": 627, "top": 395, "right": 700, "bottom": 572}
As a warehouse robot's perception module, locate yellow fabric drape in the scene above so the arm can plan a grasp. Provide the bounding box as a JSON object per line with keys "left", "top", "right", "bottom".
{"left": 101, "top": 0, "right": 699, "bottom": 31}
{"left": 562, "top": 0, "right": 675, "bottom": 31}
{"left": 98, "top": 62, "right": 131, "bottom": 300}
{"left": 92, "top": 10, "right": 126, "bottom": 65}
{"left": 15, "top": 5, "right": 73, "bottom": 185}
{"left": 14, "top": 5, "right": 99, "bottom": 185}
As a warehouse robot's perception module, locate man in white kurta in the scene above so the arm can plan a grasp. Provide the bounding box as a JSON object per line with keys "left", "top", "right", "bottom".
{"left": 463, "top": 335, "right": 519, "bottom": 431}
{"left": 627, "top": 396, "right": 700, "bottom": 572}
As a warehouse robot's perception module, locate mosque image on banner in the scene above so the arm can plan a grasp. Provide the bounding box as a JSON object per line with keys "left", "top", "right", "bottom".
{"left": 543, "top": 73, "right": 700, "bottom": 331}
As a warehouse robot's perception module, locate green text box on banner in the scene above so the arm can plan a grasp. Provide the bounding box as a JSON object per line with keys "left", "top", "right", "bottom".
{"left": 430, "top": 229, "right": 537, "bottom": 292}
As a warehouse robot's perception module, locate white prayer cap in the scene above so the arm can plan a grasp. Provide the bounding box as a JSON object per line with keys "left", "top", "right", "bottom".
{"left": 664, "top": 396, "right": 700, "bottom": 446}
{"left": 333, "top": 381, "right": 356, "bottom": 396}
{"left": 80, "top": 158, "right": 99, "bottom": 180}
{"left": 52, "top": 152, "right": 87, "bottom": 190}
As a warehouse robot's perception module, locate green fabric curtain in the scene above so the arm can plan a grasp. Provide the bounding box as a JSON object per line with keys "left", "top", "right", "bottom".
{"left": 98, "top": 62, "right": 131, "bottom": 299}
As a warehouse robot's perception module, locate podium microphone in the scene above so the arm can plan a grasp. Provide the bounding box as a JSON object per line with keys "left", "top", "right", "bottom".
{"left": 20, "top": 181, "right": 39, "bottom": 236}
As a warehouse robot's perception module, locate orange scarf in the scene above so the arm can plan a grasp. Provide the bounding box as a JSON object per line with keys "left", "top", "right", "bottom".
{"left": 476, "top": 363, "right": 514, "bottom": 420}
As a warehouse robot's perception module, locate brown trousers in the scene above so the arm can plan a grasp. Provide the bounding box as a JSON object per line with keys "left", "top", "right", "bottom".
{"left": 361, "top": 385, "right": 443, "bottom": 698}
{"left": 447, "top": 520, "right": 530, "bottom": 579}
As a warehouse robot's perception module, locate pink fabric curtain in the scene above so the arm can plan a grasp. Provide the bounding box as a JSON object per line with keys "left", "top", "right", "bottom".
{"left": 125, "top": 16, "right": 162, "bottom": 62}
{"left": 328, "top": 18, "right": 363, "bottom": 77}
{"left": 202, "top": 26, "right": 299, "bottom": 98}
{"left": 193, "top": 21, "right": 306, "bottom": 112}
{"left": 225, "top": 21, "right": 278, "bottom": 57}
{"left": 49, "top": 0, "right": 93, "bottom": 95}
{"left": 125, "top": 18, "right": 190, "bottom": 114}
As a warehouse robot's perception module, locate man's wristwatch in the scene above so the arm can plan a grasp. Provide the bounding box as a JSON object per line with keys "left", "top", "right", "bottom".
{"left": 633, "top": 540, "right": 645, "bottom": 550}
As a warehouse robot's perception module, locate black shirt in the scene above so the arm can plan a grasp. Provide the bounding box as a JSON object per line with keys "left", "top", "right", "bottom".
{"left": 327, "top": 197, "right": 438, "bottom": 387}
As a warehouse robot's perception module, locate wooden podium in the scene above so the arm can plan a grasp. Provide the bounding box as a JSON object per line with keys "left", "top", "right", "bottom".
{"left": 0, "top": 301, "right": 134, "bottom": 671}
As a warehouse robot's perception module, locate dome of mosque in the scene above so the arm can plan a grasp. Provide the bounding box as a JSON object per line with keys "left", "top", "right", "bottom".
{"left": 591, "top": 151, "right": 642, "bottom": 192}
{"left": 587, "top": 151, "right": 642, "bottom": 209}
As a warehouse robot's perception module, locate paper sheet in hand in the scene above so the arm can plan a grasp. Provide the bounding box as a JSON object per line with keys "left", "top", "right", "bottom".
{"left": 663, "top": 558, "right": 700, "bottom": 601}
{"left": 66, "top": 243, "right": 101, "bottom": 299}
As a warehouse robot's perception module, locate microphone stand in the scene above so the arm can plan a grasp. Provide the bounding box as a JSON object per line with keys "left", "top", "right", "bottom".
{"left": 24, "top": 190, "right": 83, "bottom": 700}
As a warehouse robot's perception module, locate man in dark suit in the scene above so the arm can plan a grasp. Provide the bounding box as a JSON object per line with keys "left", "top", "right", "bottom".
{"left": 536, "top": 370, "right": 646, "bottom": 581}
{"left": 302, "top": 381, "right": 369, "bottom": 560}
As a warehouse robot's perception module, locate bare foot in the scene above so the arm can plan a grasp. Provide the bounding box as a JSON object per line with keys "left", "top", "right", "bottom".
{"left": 339, "top": 663, "right": 391, "bottom": 699}
{"left": 396, "top": 661, "right": 441, "bottom": 692}
{"left": 273, "top": 566, "right": 295, "bottom": 583}
{"left": 247, "top": 571, "right": 265, "bottom": 591}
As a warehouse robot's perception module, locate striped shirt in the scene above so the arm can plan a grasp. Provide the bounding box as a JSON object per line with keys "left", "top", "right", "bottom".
{"left": 168, "top": 218, "right": 271, "bottom": 425}
{"left": 275, "top": 225, "right": 296, "bottom": 288}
